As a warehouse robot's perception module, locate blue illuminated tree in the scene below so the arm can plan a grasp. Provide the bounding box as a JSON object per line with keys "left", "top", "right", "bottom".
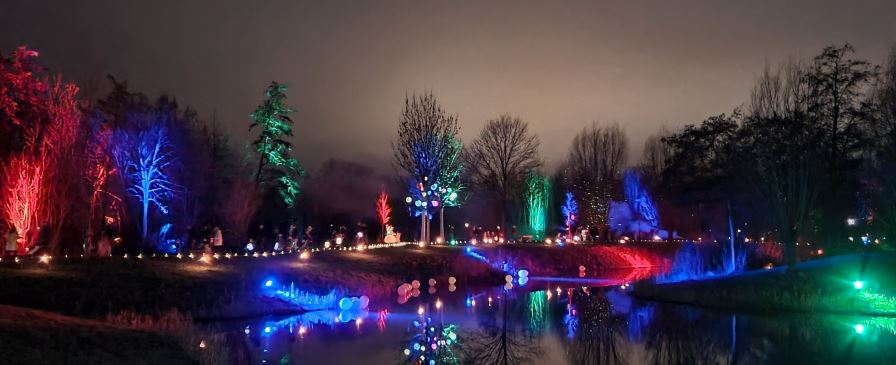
{"left": 561, "top": 192, "right": 577, "bottom": 239}
{"left": 113, "top": 123, "right": 179, "bottom": 242}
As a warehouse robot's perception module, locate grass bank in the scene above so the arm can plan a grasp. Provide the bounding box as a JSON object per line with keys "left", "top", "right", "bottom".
{"left": 631, "top": 253, "right": 896, "bottom": 316}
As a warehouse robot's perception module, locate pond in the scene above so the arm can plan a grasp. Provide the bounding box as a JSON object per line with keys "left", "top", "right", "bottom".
{"left": 213, "top": 275, "right": 896, "bottom": 364}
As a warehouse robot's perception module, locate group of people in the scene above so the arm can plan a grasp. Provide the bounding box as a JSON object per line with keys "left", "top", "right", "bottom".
{"left": 244, "top": 223, "right": 313, "bottom": 253}
{"left": 3, "top": 225, "right": 51, "bottom": 257}
{"left": 185, "top": 225, "right": 225, "bottom": 253}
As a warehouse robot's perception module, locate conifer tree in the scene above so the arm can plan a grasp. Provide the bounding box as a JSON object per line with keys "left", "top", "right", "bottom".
{"left": 249, "top": 82, "right": 304, "bottom": 206}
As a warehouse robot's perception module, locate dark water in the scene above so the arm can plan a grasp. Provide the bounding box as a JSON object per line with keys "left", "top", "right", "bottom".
{"left": 215, "top": 278, "right": 896, "bottom": 365}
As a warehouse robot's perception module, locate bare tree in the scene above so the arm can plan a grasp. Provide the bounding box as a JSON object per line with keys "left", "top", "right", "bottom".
{"left": 748, "top": 58, "right": 809, "bottom": 121}
{"left": 641, "top": 126, "right": 671, "bottom": 186}
{"left": 742, "top": 59, "right": 822, "bottom": 268}
{"left": 219, "top": 179, "right": 261, "bottom": 246}
{"left": 464, "top": 115, "right": 541, "bottom": 236}
{"left": 565, "top": 122, "right": 628, "bottom": 228}
{"left": 392, "top": 92, "right": 460, "bottom": 241}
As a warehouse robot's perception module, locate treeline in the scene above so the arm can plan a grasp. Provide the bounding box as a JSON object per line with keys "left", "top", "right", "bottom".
{"left": 648, "top": 44, "right": 896, "bottom": 264}
{"left": 4, "top": 43, "right": 896, "bottom": 259}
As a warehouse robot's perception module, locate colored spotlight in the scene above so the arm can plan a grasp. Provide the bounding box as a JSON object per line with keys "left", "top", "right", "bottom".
{"left": 853, "top": 280, "right": 864, "bottom": 290}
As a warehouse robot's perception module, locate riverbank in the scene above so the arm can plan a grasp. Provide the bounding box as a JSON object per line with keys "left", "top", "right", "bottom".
{"left": 631, "top": 252, "right": 896, "bottom": 316}
{"left": 0, "top": 245, "right": 504, "bottom": 320}
{"left": 0, "top": 305, "right": 217, "bottom": 364}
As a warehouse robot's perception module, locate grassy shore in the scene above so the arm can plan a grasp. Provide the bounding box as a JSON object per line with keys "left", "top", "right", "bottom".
{"left": 631, "top": 252, "right": 896, "bottom": 316}
{"left": 0, "top": 246, "right": 505, "bottom": 319}
{"left": 0, "top": 305, "right": 218, "bottom": 365}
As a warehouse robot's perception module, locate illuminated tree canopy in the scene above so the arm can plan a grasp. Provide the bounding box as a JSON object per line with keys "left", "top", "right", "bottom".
{"left": 393, "top": 92, "right": 461, "bottom": 224}
{"left": 250, "top": 81, "right": 304, "bottom": 207}
{"left": 1, "top": 47, "right": 82, "bottom": 253}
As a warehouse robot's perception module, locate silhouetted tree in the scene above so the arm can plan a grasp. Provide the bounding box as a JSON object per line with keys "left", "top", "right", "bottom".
{"left": 565, "top": 123, "right": 628, "bottom": 228}
{"left": 464, "top": 115, "right": 541, "bottom": 237}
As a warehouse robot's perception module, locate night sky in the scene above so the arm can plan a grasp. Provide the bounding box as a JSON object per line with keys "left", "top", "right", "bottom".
{"left": 2, "top": 0, "right": 895, "bottom": 171}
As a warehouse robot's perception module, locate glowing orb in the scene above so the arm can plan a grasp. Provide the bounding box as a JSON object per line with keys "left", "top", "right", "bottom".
{"left": 428, "top": 278, "right": 436, "bottom": 286}
{"left": 855, "top": 324, "right": 865, "bottom": 334}
{"left": 853, "top": 280, "right": 865, "bottom": 290}
{"left": 504, "top": 275, "right": 513, "bottom": 283}
{"left": 448, "top": 276, "right": 457, "bottom": 285}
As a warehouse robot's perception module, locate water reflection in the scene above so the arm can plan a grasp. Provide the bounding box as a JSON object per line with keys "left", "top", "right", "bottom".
{"left": 222, "top": 278, "right": 896, "bottom": 365}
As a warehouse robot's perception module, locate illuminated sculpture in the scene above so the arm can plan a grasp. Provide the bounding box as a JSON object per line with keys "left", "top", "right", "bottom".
{"left": 609, "top": 170, "right": 669, "bottom": 240}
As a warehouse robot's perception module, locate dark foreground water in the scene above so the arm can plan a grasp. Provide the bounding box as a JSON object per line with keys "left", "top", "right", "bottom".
{"left": 212, "top": 277, "right": 896, "bottom": 365}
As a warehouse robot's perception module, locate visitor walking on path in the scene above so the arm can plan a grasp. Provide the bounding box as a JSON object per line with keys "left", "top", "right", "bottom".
{"left": 4, "top": 226, "right": 20, "bottom": 257}
{"left": 211, "top": 226, "right": 223, "bottom": 252}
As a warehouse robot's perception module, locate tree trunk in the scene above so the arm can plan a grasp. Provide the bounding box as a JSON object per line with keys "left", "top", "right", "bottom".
{"left": 142, "top": 195, "right": 149, "bottom": 244}
{"left": 727, "top": 200, "right": 736, "bottom": 274}
{"left": 782, "top": 225, "right": 798, "bottom": 271}
{"left": 420, "top": 214, "right": 426, "bottom": 244}
{"left": 439, "top": 206, "right": 445, "bottom": 242}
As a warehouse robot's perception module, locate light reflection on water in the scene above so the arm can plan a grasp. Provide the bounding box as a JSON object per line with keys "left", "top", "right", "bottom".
{"left": 217, "top": 278, "right": 896, "bottom": 365}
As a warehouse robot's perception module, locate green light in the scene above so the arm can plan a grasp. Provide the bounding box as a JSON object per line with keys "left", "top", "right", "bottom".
{"left": 524, "top": 172, "right": 551, "bottom": 240}
{"left": 855, "top": 324, "right": 865, "bottom": 334}
{"left": 854, "top": 280, "right": 865, "bottom": 289}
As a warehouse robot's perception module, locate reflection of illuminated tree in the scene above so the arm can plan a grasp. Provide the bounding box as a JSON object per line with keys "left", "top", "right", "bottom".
{"left": 565, "top": 289, "right": 625, "bottom": 365}
{"left": 527, "top": 290, "right": 551, "bottom": 335}
{"left": 401, "top": 316, "right": 460, "bottom": 365}
{"left": 464, "top": 291, "right": 542, "bottom": 365}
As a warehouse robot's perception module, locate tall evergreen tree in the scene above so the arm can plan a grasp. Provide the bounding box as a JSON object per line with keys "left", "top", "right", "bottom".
{"left": 249, "top": 82, "right": 304, "bottom": 207}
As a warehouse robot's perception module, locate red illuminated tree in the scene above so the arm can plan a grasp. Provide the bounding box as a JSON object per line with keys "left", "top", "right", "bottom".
{"left": 376, "top": 189, "right": 391, "bottom": 242}
{"left": 1, "top": 47, "right": 83, "bottom": 253}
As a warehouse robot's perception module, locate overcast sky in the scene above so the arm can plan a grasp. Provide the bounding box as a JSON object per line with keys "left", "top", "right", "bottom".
{"left": 2, "top": 0, "right": 895, "bottom": 171}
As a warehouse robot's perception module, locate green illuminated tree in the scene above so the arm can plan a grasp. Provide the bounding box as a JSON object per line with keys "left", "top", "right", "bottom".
{"left": 523, "top": 171, "right": 550, "bottom": 240}
{"left": 249, "top": 82, "right": 304, "bottom": 206}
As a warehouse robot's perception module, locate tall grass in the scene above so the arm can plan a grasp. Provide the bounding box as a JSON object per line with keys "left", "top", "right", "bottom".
{"left": 106, "top": 310, "right": 229, "bottom": 365}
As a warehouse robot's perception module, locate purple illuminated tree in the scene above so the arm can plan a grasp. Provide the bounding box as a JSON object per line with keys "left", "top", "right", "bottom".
{"left": 113, "top": 123, "right": 179, "bottom": 242}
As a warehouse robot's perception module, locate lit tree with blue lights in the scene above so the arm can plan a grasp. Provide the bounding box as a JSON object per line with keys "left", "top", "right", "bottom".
{"left": 113, "top": 123, "right": 179, "bottom": 242}
{"left": 393, "top": 92, "right": 461, "bottom": 242}
{"left": 249, "top": 81, "right": 304, "bottom": 207}
{"left": 561, "top": 192, "right": 578, "bottom": 240}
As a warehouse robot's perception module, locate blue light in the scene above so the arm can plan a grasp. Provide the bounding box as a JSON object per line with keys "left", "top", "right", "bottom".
{"left": 519, "top": 277, "right": 529, "bottom": 286}
{"left": 264, "top": 279, "right": 274, "bottom": 288}
{"left": 264, "top": 326, "right": 272, "bottom": 334}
